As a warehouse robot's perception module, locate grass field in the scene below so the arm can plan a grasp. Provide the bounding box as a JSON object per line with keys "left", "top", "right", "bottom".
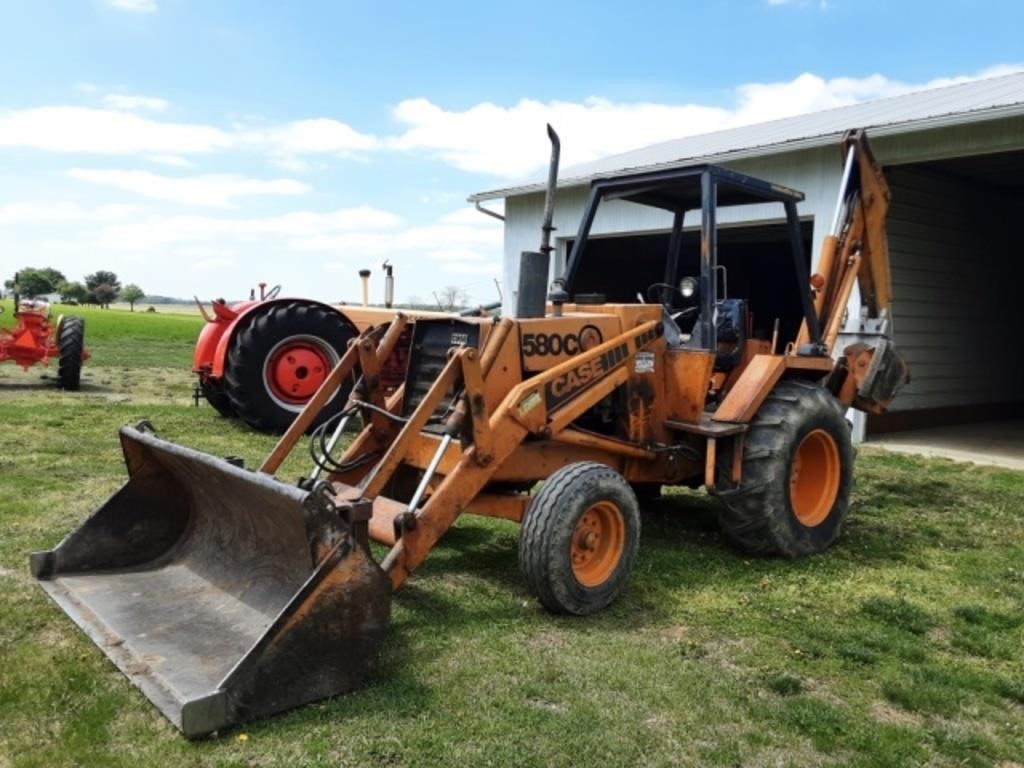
{"left": 1, "top": 302, "right": 1022, "bottom": 767}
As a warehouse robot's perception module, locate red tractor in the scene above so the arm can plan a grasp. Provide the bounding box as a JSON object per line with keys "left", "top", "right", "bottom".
{"left": 192, "top": 273, "right": 499, "bottom": 433}
{"left": 0, "top": 291, "right": 88, "bottom": 389}
{"left": 191, "top": 278, "right": 415, "bottom": 433}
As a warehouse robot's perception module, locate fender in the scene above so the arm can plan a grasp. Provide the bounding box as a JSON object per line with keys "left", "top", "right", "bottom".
{"left": 193, "top": 298, "right": 358, "bottom": 381}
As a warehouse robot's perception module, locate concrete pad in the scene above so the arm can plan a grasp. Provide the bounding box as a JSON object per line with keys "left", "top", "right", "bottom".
{"left": 869, "top": 419, "right": 1024, "bottom": 470}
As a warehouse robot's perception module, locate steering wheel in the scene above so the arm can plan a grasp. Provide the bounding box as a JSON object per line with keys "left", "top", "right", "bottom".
{"left": 264, "top": 284, "right": 282, "bottom": 300}
{"left": 645, "top": 282, "right": 699, "bottom": 327}
{"left": 645, "top": 282, "right": 693, "bottom": 309}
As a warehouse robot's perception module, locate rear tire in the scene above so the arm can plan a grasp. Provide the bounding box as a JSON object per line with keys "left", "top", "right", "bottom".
{"left": 519, "top": 462, "right": 640, "bottom": 615}
{"left": 225, "top": 302, "right": 356, "bottom": 434}
{"left": 716, "top": 379, "right": 854, "bottom": 556}
{"left": 57, "top": 315, "right": 84, "bottom": 391}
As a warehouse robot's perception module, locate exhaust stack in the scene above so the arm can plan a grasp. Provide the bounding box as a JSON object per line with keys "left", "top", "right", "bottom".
{"left": 382, "top": 261, "right": 394, "bottom": 309}
{"left": 515, "top": 125, "right": 561, "bottom": 319}
{"left": 359, "top": 269, "right": 371, "bottom": 306}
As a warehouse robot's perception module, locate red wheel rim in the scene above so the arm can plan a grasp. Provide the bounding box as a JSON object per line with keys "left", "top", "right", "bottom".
{"left": 262, "top": 335, "right": 337, "bottom": 408}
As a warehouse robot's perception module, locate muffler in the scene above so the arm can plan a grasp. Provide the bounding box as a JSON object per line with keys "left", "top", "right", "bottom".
{"left": 30, "top": 423, "right": 390, "bottom": 738}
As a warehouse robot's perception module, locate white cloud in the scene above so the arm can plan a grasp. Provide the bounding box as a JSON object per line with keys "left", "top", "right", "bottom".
{"left": 0, "top": 107, "right": 231, "bottom": 155}
{"left": 0, "top": 107, "right": 378, "bottom": 167}
{"left": 439, "top": 205, "right": 504, "bottom": 225}
{"left": 387, "top": 65, "right": 1024, "bottom": 177}
{"left": 92, "top": 205, "right": 405, "bottom": 250}
{"left": 147, "top": 154, "right": 194, "bottom": 167}
{"left": 84, "top": 204, "right": 501, "bottom": 289}
{"left": 283, "top": 206, "right": 503, "bottom": 284}
{"left": 102, "top": 93, "right": 168, "bottom": 112}
{"left": 191, "top": 256, "right": 238, "bottom": 271}
{"left": 287, "top": 218, "right": 500, "bottom": 257}
{"left": 241, "top": 118, "right": 380, "bottom": 170}
{"left": 6, "top": 66, "right": 1019, "bottom": 177}
{"left": 68, "top": 169, "right": 309, "bottom": 207}
{"left": 104, "top": 0, "right": 157, "bottom": 12}
{"left": 251, "top": 118, "right": 380, "bottom": 154}
{"left": 0, "top": 201, "right": 141, "bottom": 223}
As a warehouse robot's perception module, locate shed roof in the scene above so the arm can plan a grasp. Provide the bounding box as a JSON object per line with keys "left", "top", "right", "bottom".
{"left": 469, "top": 71, "right": 1024, "bottom": 202}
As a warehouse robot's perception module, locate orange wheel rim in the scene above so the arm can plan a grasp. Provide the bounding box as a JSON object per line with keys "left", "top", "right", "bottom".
{"left": 790, "top": 428, "right": 841, "bottom": 527}
{"left": 570, "top": 501, "right": 625, "bottom": 587}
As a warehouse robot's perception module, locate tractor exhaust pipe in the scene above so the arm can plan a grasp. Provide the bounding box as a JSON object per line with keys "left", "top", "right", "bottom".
{"left": 539, "top": 124, "right": 560, "bottom": 259}
{"left": 359, "top": 269, "right": 371, "bottom": 306}
{"left": 515, "top": 125, "right": 561, "bottom": 319}
{"left": 382, "top": 261, "right": 394, "bottom": 309}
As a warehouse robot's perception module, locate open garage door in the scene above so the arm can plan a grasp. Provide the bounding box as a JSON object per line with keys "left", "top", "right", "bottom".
{"left": 869, "top": 152, "right": 1024, "bottom": 439}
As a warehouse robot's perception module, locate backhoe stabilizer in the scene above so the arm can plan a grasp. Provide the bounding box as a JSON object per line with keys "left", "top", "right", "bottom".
{"left": 30, "top": 424, "right": 390, "bottom": 738}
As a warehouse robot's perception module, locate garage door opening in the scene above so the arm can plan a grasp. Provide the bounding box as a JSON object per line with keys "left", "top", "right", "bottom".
{"left": 867, "top": 149, "right": 1024, "bottom": 452}
{"left": 565, "top": 221, "right": 814, "bottom": 350}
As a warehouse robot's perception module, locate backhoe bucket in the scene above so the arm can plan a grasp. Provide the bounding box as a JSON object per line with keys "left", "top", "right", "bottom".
{"left": 30, "top": 425, "right": 390, "bottom": 738}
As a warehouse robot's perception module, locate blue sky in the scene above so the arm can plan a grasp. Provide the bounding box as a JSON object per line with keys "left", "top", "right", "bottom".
{"left": 1, "top": 0, "right": 1022, "bottom": 305}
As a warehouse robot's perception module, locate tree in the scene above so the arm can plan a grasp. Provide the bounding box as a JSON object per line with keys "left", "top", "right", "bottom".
{"left": 121, "top": 284, "right": 145, "bottom": 311}
{"left": 57, "top": 280, "right": 89, "bottom": 304}
{"left": 5, "top": 267, "right": 63, "bottom": 298}
{"left": 85, "top": 271, "right": 121, "bottom": 307}
{"left": 85, "top": 270, "right": 121, "bottom": 291}
{"left": 434, "top": 285, "right": 469, "bottom": 311}
{"left": 93, "top": 283, "right": 119, "bottom": 309}
{"left": 37, "top": 267, "right": 66, "bottom": 290}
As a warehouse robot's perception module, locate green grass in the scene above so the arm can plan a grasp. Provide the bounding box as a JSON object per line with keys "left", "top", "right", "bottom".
{"left": 1, "top": 306, "right": 1023, "bottom": 766}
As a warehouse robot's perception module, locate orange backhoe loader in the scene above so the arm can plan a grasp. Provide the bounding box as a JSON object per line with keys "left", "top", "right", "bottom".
{"left": 32, "top": 127, "right": 907, "bottom": 737}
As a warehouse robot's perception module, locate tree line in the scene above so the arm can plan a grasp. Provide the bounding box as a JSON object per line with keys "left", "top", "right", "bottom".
{"left": 4, "top": 267, "right": 146, "bottom": 311}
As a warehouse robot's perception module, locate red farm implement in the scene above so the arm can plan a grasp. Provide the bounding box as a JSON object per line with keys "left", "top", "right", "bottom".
{"left": 0, "top": 290, "right": 88, "bottom": 389}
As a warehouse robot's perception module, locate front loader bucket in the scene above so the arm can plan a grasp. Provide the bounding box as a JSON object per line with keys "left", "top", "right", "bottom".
{"left": 30, "top": 425, "right": 390, "bottom": 738}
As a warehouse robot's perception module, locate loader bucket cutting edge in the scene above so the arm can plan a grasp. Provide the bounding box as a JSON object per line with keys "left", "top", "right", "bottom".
{"left": 29, "top": 425, "right": 390, "bottom": 738}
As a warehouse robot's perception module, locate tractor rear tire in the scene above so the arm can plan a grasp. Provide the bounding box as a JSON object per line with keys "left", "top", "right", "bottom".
{"left": 225, "top": 302, "right": 356, "bottom": 434}
{"left": 57, "top": 315, "right": 85, "bottom": 391}
{"left": 519, "top": 462, "right": 640, "bottom": 615}
{"left": 716, "top": 379, "right": 854, "bottom": 557}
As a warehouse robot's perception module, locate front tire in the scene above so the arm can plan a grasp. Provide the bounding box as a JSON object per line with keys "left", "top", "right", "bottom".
{"left": 519, "top": 462, "right": 640, "bottom": 615}
{"left": 716, "top": 379, "right": 854, "bottom": 557}
{"left": 57, "top": 315, "right": 85, "bottom": 391}
{"left": 224, "top": 302, "right": 356, "bottom": 433}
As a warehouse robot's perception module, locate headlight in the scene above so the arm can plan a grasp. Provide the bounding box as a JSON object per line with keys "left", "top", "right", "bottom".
{"left": 679, "top": 277, "right": 698, "bottom": 299}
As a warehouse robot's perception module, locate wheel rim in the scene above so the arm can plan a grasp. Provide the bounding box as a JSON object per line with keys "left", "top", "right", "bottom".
{"left": 789, "top": 428, "right": 841, "bottom": 527}
{"left": 262, "top": 334, "right": 339, "bottom": 412}
{"left": 570, "top": 500, "right": 626, "bottom": 587}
